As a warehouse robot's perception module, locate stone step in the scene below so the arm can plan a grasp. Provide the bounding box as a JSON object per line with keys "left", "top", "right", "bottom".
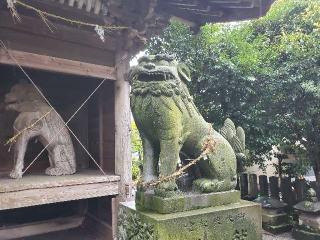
{"left": 263, "top": 223, "right": 292, "bottom": 235}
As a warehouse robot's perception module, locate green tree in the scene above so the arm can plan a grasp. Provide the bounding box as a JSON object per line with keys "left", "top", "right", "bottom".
{"left": 260, "top": 0, "right": 320, "bottom": 181}
{"left": 131, "top": 121, "right": 143, "bottom": 180}
{"left": 147, "top": 0, "right": 320, "bottom": 179}
{"left": 148, "top": 21, "right": 279, "bottom": 166}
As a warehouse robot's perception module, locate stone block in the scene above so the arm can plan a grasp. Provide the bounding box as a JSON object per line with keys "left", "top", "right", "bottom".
{"left": 293, "top": 228, "right": 320, "bottom": 240}
{"left": 263, "top": 223, "right": 292, "bottom": 235}
{"left": 299, "top": 213, "right": 320, "bottom": 229}
{"left": 136, "top": 190, "right": 240, "bottom": 214}
{"left": 261, "top": 209, "right": 291, "bottom": 234}
{"left": 118, "top": 200, "right": 262, "bottom": 240}
{"left": 262, "top": 210, "right": 288, "bottom": 225}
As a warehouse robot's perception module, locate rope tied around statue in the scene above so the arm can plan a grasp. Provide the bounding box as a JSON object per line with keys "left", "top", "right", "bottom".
{"left": 5, "top": 108, "right": 53, "bottom": 147}
{"left": 136, "top": 124, "right": 217, "bottom": 189}
{"left": 0, "top": 40, "right": 107, "bottom": 177}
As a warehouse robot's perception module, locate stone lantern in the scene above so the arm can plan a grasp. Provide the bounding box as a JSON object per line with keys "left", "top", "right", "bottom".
{"left": 254, "top": 196, "right": 291, "bottom": 234}
{"left": 293, "top": 188, "right": 320, "bottom": 239}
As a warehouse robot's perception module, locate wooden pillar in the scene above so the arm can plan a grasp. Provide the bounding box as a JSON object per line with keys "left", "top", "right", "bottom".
{"left": 295, "top": 178, "right": 307, "bottom": 202}
{"left": 269, "top": 176, "right": 280, "bottom": 199}
{"left": 114, "top": 50, "right": 132, "bottom": 202}
{"left": 248, "top": 174, "right": 258, "bottom": 199}
{"left": 259, "top": 175, "right": 269, "bottom": 197}
{"left": 281, "top": 177, "right": 295, "bottom": 206}
{"left": 240, "top": 173, "right": 248, "bottom": 198}
{"left": 113, "top": 49, "right": 132, "bottom": 239}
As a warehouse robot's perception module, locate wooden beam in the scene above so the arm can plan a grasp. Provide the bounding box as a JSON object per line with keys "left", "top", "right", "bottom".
{"left": 0, "top": 215, "right": 84, "bottom": 240}
{"left": 0, "top": 27, "right": 115, "bottom": 66}
{"left": 0, "top": 170, "right": 120, "bottom": 210}
{"left": 0, "top": 11, "right": 116, "bottom": 52}
{"left": 157, "top": 0, "right": 275, "bottom": 25}
{"left": 0, "top": 181, "right": 119, "bottom": 210}
{"left": 20, "top": 0, "right": 105, "bottom": 24}
{"left": 0, "top": 49, "right": 116, "bottom": 80}
{"left": 0, "top": 170, "right": 120, "bottom": 193}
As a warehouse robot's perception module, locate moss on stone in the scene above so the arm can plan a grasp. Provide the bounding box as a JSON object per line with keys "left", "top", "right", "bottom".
{"left": 118, "top": 200, "right": 262, "bottom": 240}
{"left": 136, "top": 190, "right": 241, "bottom": 214}
{"left": 130, "top": 55, "right": 237, "bottom": 195}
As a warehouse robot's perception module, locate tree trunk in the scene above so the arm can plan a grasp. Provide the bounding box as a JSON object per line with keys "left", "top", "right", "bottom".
{"left": 313, "top": 163, "right": 320, "bottom": 184}
{"left": 312, "top": 163, "right": 320, "bottom": 200}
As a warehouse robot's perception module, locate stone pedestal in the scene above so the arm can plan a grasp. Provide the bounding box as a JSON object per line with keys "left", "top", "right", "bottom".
{"left": 118, "top": 200, "right": 262, "bottom": 240}
{"left": 136, "top": 190, "right": 241, "bottom": 214}
{"left": 262, "top": 209, "right": 292, "bottom": 234}
{"left": 293, "top": 200, "right": 320, "bottom": 240}
{"left": 254, "top": 196, "right": 291, "bottom": 234}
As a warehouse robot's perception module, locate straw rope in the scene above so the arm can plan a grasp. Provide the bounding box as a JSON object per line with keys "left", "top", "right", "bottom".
{"left": 11, "top": 0, "right": 128, "bottom": 31}
{"left": 137, "top": 125, "right": 216, "bottom": 189}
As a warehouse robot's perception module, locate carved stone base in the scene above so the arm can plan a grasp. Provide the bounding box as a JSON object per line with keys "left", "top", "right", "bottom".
{"left": 262, "top": 209, "right": 292, "bottom": 234}
{"left": 136, "top": 190, "right": 241, "bottom": 214}
{"left": 118, "top": 200, "right": 262, "bottom": 240}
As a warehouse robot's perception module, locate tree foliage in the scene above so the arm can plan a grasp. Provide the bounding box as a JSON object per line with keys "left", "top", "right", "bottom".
{"left": 131, "top": 121, "right": 143, "bottom": 180}
{"left": 147, "top": 0, "right": 320, "bottom": 176}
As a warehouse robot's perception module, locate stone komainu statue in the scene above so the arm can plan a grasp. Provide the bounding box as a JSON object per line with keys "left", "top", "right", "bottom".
{"left": 5, "top": 83, "right": 76, "bottom": 179}
{"left": 130, "top": 54, "right": 245, "bottom": 194}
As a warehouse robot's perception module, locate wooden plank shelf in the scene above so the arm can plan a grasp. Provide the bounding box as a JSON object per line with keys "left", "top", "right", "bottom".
{"left": 0, "top": 170, "right": 120, "bottom": 211}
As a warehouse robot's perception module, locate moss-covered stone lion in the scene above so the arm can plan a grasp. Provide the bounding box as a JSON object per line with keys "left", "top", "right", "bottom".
{"left": 130, "top": 54, "right": 238, "bottom": 194}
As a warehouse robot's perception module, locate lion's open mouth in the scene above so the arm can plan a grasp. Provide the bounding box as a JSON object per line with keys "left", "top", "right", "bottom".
{"left": 134, "top": 71, "right": 175, "bottom": 82}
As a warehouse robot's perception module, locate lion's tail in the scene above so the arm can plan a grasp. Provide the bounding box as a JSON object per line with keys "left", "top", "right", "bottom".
{"left": 219, "top": 118, "right": 246, "bottom": 158}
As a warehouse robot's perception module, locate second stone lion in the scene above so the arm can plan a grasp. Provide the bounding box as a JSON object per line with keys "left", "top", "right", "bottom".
{"left": 130, "top": 54, "right": 239, "bottom": 195}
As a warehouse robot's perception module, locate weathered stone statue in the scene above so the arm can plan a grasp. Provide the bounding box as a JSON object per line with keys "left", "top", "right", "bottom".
{"left": 5, "top": 83, "right": 76, "bottom": 179}
{"left": 118, "top": 55, "right": 262, "bottom": 240}
{"left": 130, "top": 54, "right": 237, "bottom": 194}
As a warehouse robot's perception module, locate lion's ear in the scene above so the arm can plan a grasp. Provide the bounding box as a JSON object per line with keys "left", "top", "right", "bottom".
{"left": 177, "top": 63, "right": 191, "bottom": 82}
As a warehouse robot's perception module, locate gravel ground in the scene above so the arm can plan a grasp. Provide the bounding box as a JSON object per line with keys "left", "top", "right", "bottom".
{"left": 20, "top": 230, "right": 294, "bottom": 240}
{"left": 20, "top": 228, "right": 295, "bottom": 240}
{"left": 263, "top": 231, "right": 294, "bottom": 240}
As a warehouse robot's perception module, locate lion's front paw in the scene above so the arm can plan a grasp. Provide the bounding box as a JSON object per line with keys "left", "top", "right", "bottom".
{"left": 157, "top": 181, "right": 178, "bottom": 191}
{"left": 46, "top": 167, "right": 63, "bottom": 176}
{"left": 45, "top": 167, "right": 74, "bottom": 176}
{"left": 193, "top": 178, "right": 231, "bottom": 193}
{"left": 9, "top": 170, "right": 23, "bottom": 179}
{"left": 154, "top": 181, "right": 180, "bottom": 197}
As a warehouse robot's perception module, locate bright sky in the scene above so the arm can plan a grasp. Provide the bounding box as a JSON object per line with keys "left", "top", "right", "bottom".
{"left": 130, "top": 51, "right": 146, "bottom": 67}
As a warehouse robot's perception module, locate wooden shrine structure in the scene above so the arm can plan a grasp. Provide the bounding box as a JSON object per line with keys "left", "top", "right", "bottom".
{"left": 0, "top": 0, "right": 274, "bottom": 239}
